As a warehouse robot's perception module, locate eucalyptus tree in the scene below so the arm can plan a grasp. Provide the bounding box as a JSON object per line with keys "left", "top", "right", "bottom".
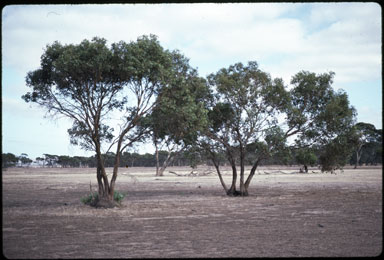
{"left": 201, "top": 63, "right": 356, "bottom": 196}
{"left": 43, "top": 154, "right": 59, "bottom": 167}
{"left": 286, "top": 71, "right": 356, "bottom": 173}
{"left": 200, "top": 61, "right": 289, "bottom": 196}
{"left": 142, "top": 51, "right": 209, "bottom": 176}
{"left": 17, "top": 153, "right": 32, "bottom": 167}
{"left": 318, "top": 128, "right": 356, "bottom": 173}
{"left": 2, "top": 153, "right": 18, "bottom": 168}
{"left": 350, "top": 122, "right": 381, "bottom": 168}
{"left": 22, "top": 35, "right": 174, "bottom": 207}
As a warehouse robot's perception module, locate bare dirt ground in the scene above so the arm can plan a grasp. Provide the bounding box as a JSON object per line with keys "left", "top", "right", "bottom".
{"left": 2, "top": 165, "right": 382, "bottom": 258}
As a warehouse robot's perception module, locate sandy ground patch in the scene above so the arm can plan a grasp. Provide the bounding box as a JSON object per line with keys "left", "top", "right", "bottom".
{"left": 2, "top": 166, "right": 382, "bottom": 258}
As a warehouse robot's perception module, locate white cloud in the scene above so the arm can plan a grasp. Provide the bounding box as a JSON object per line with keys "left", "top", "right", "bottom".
{"left": 3, "top": 3, "right": 380, "bottom": 82}
{"left": 2, "top": 4, "right": 297, "bottom": 73}
{"left": 1, "top": 3, "right": 382, "bottom": 156}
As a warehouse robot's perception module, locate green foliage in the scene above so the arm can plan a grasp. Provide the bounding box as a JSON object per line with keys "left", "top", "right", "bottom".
{"left": 295, "top": 149, "right": 317, "bottom": 167}
{"left": 349, "top": 122, "right": 382, "bottom": 166}
{"left": 287, "top": 71, "right": 356, "bottom": 171}
{"left": 147, "top": 50, "right": 210, "bottom": 146}
{"left": 15, "top": 153, "right": 33, "bottom": 167}
{"left": 80, "top": 192, "right": 99, "bottom": 205}
{"left": 206, "top": 61, "right": 286, "bottom": 149}
{"left": 23, "top": 37, "right": 124, "bottom": 151}
{"left": 43, "top": 154, "right": 59, "bottom": 167}
{"left": 23, "top": 34, "right": 176, "bottom": 159}
{"left": 207, "top": 102, "right": 235, "bottom": 132}
{"left": 183, "top": 146, "right": 203, "bottom": 169}
{"left": 22, "top": 34, "right": 184, "bottom": 202}
{"left": 81, "top": 191, "right": 125, "bottom": 205}
{"left": 201, "top": 61, "right": 291, "bottom": 195}
{"left": 22, "top": 34, "right": 366, "bottom": 197}
{"left": 288, "top": 71, "right": 356, "bottom": 145}
{"left": 113, "top": 190, "right": 125, "bottom": 203}
{"left": 318, "top": 130, "right": 356, "bottom": 172}
{"left": 2, "top": 153, "right": 18, "bottom": 168}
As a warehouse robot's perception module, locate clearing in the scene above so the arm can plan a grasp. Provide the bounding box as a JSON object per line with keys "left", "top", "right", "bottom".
{"left": 2, "top": 166, "right": 382, "bottom": 258}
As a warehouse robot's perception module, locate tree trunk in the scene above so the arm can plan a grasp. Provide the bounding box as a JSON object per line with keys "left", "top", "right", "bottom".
{"left": 155, "top": 140, "right": 160, "bottom": 176}
{"left": 205, "top": 146, "right": 228, "bottom": 193}
{"left": 226, "top": 156, "right": 238, "bottom": 196}
{"left": 209, "top": 154, "right": 228, "bottom": 193}
{"left": 157, "top": 152, "right": 175, "bottom": 176}
{"left": 109, "top": 152, "right": 121, "bottom": 201}
{"left": 92, "top": 140, "right": 118, "bottom": 208}
{"left": 222, "top": 146, "right": 236, "bottom": 195}
{"left": 95, "top": 151, "right": 109, "bottom": 197}
{"left": 244, "top": 158, "right": 262, "bottom": 195}
{"left": 354, "top": 144, "right": 363, "bottom": 169}
{"left": 239, "top": 146, "right": 246, "bottom": 196}
{"left": 354, "top": 150, "right": 361, "bottom": 169}
{"left": 96, "top": 161, "right": 104, "bottom": 197}
{"left": 94, "top": 160, "right": 117, "bottom": 208}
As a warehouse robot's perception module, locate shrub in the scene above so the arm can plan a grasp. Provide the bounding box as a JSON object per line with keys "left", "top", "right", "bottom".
{"left": 80, "top": 192, "right": 98, "bottom": 205}
{"left": 81, "top": 191, "right": 125, "bottom": 205}
{"left": 113, "top": 191, "right": 125, "bottom": 204}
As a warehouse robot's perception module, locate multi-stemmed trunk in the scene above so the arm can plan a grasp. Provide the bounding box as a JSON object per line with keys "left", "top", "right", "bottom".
{"left": 94, "top": 156, "right": 116, "bottom": 207}
{"left": 154, "top": 141, "right": 185, "bottom": 177}
{"left": 227, "top": 159, "right": 261, "bottom": 197}
{"left": 156, "top": 152, "right": 175, "bottom": 176}
{"left": 93, "top": 138, "right": 121, "bottom": 208}
{"left": 208, "top": 145, "right": 262, "bottom": 197}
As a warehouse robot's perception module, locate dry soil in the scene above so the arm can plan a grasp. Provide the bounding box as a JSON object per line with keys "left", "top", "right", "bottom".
{"left": 2, "top": 165, "right": 382, "bottom": 258}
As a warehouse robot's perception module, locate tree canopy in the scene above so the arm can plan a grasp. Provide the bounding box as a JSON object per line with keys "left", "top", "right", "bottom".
{"left": 200, "top": 61, "right": 289, "bottom": 195}
{"left": 198, "top": 63, "right": 357, "bottom": 196}
{"left": 141, "top": 50, "right": 210, "bottom": 175}
{"left": 23, "top": 35, "right": 176, "bottom": 207}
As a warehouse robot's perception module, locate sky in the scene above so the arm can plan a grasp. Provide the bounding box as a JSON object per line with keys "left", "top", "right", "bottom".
{"left": 2, "top": 3, "right": 382, "bottom": 160}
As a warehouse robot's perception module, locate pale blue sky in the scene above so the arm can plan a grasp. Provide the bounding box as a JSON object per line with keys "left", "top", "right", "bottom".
{"left": 2, "top": 3, "right": 382, "bottom": 160}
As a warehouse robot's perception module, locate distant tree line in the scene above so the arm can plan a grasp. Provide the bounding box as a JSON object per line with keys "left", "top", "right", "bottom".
{"left": 3, "top": 125, "right": 381, "bottom": 169}
{"left": 2, "top": 150, "right": 200, "bottom": 168}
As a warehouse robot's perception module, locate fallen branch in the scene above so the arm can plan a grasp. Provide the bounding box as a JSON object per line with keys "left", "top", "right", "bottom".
{"left": 169, "top": 170, "right": 214, "bottom": 177}
{"left": 169, "top": 171, "right": 185, "bottom": 176}
{"left": 262, "top": 170, "right": 302, "bottom": 174}
{"left": 263, "top": 170, "right": 288, "bottom": 174}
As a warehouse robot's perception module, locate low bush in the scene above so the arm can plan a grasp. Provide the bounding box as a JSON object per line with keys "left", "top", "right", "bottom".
{"left": 81, "top": 191, "right": 125, "bottom": 205}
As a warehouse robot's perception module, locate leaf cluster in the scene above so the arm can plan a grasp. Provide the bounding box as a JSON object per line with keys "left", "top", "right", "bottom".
{"left": 287, "top": 71, "right": 356, "bottom": 146}
{"left": 144, "top": 51, "right": 210, "bottom": 146}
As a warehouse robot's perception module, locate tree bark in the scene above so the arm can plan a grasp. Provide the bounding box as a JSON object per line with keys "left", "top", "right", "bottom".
{"left": 204, "top": 145, "right": 228, "bottom": 193}
{"left": 95, "top": 149, "right": 109, "bottom": 198}
{"left": 244, "top": 158, "right": 261, "bottom": 192}
{"left": 226, "top": 152, "right": 238, "bottom": 196}
{"left": 354, "top": 150, "right": 361, "bottom": 169}
{"left": 210, "top": 155, "right": 228, "bottom": 193}
{"left": 157, "top": 152, "right": 175, "bottom": 176}
{"left": 110, "top": 151, "right": 121, "bottom": 201}
{"left": 155, "top": 140, "right": 160, "bottom": 176}
{"left": 239, "top": 145, "right": 246, "bottom": 196}
{"left": 354, "top": 143, "right": 363, "bottom": 169}
{"left": 93, "top": 138, "right": 118, "bottom": 208}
